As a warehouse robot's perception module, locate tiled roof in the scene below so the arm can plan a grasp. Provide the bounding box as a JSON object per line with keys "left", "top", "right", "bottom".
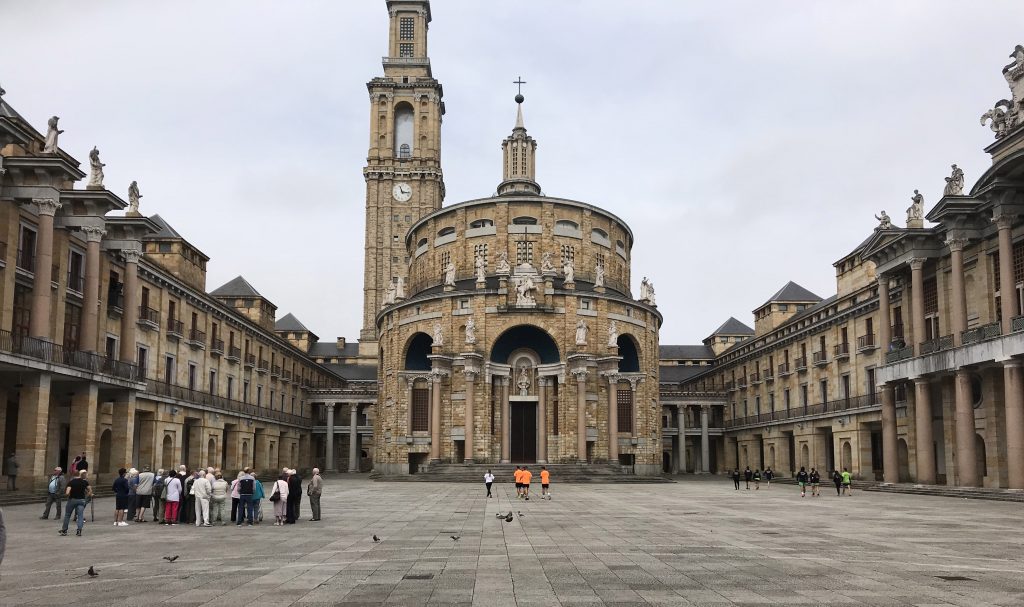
{"left": 210, "top": 275, "right": 262, "bottom": 298}
{"left": 275, "top": 313, "right": 309, "bottom": 332}
{"left": 711, "top": 317, "right": 754, "bottom": 336}
{"left": 659, "top": 345, "right": 715, "bottom": 360}
{"left": 762, "top": 281, "right": 821, "bottom": 305}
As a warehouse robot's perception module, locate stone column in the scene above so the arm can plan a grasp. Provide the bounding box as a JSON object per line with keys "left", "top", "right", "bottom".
{"left": 607, "top": 374, "right": 619, "bottom": 463}
{"left": 878, "top": 274, "right": 891, "bottom": 350}
{"left": 325, "top": 403, "right": 336, "bottom": 472}
{"left": 910, "top": 258, "right": 926, "bottom": 356}
{"left": 913, "top": 378, "right": 935, "bottom": 484}
{"left": 997, "top": 214, "right": 1017, "bottom": 334}
{"left": 537, "top": 377, "right": 548, "bottom": 464}
{"left": 119, "top": 249, "right": 142, "bottom": 363}
{"left": 348, "top": 404, "right": 359, "bottom": 472}
{"left": 79, "top": 226, "right": 105, "bottom": 352}
{"left": 700, "top": 405, "right": 710, "bottom": 473}
{"left": 430, "top": 372, "right": 443, "bottom": 462}
{"left": 463, "top": 370, "right": 476, "bottom": 463}
{"left": 29, "top": 199, "right": 61, "bottom": 339}
{"left": 110, "top": 392, "right": 137, "bottom": 473}
{"left": 954, "top": 369, "right": 978, "bottom": 487}
{"left": 573, "top": 369, "right": 587, "bottom": 463}
{"left": 500, "top": 378, "right": 511, "bottom": 463}
{"left": 1003, "top": 360, "right": 1024, "bottom": 489}
{"left": 880, "top": 383, "right": 898, "bottom": 483}
{"left": 67, "top": 383, "right": 99, "bottom": 470}
{"left": 16, "top": 374, "right": 52, "bottom": 490}
{"left": 677, "top": 405, "right": 687, "bottom": 474}
{"left": 948, "top": 239, "right": 968, "bottom": 346}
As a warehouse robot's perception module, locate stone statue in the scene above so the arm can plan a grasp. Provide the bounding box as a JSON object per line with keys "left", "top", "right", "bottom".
{"left": 981, "top": 45, "right": 1024, "bottom": 139}
{"left": 594, "top": 262, "right": 605, "bottom": 288}
{"left": 474, "top": 250, "right": 486, "bottom": 282}
{"left": 495, "top": 250, "right": 511, "bottom": 274}
{"left": 443, "top": 261, "right": 456, "bottom": 287}
{"left": 943, "top": 164, "right": 964, "bottom": 196}
{"left": 127, "top": 180, "right": 142, "bottom": 215}
{"left": 382, "top": 283, "right": 396, "bottom": 307}
{"left": 906, "top": 190, "right": 924, "bottom": 223}
{"left": 981, "top": 100, "right": 1013, "bottom": 137}
{"left": 517, "top": 365, "right": 530, "bottom": 396}
{"left": 432, "top": 322, "right": 444, "bottom": 347}
{"left": 465, "top": 316, "right": 476, "bottom": 345}
{"left": 395, "top": 276, "right": 406, "bottom": 299}
{"left": 87, "top": 146, "right": 105, "bottom": 188}
{"left": 607, "top": 320, "right": 618, "bottom": 348}
{"left": 644, "top": 278, "right": 656, "bottom": 306}
{"left": 563, "top": 258, "right": 574, "bottom": 283}
{"left": 575, "top": 319, "right": 588, "bottom": 346}
{"left": 514, "top": 274, "right": 536, "bottom": 306}
{"left": 874, "top": 211, "right": 892, "bottom": 230}
{"left": 42, "top": 116, "right": 63, "bottom": 154}
{"left": 540, "top": 251, "right": 555, "bottom": 273}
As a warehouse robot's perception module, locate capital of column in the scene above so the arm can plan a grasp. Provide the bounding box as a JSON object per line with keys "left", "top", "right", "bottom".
{"left": 121, "top": 249, "right": 143, "bottom": 264}
{"left": 81, "top": 225, "right": 107, "bottom": 243}
{"left": 429, "top": 369, "right": 449, "bottom": 383}
{"left": 700, "top": 403, "right": 711, "bottom": 411}
{"left": 909, "top": 258, "right": 926, "bottom": 271}
{"left": 571, "top": 368, "right": 588, "bottom": 382}
{"left": 994, "top": 214, "right": 1016, "bottom": 230}
{"left": 1002, "top": 359, "right": 1023, "bottom": 369}
{"left": 876, "top": 273, "right": 889, "bottom": 288}
{"left": 945, "top": 238, "right": 968, "bottom": 252}
{"left": 33, "top": 198, "right": 62, "bottom": 216}
{"left": 463, "top": 368, "right": 478, "bottom": 382}
{"left": 602, "top": 372, "right": 620, "bottom": 384}
{"left": 913, "top": 377, "right": 930, "bottom": 387}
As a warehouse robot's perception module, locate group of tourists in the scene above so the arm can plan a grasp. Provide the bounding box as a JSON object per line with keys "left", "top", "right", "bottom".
{"left": 795, "top": 466, "right": 853, "bottom": 497}
{"left": 731, "top": 466, "right": 774, "bottom": 490}
{"left": 485, "top": 466, "right": 551, "bottom": 501}
{"left": 40, "top": 456, "right": 324, "bottom": 536}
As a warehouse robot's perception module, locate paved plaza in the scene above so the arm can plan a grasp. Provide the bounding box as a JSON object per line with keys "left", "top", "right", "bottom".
{"left": 1, "top": 477, "right": 1022, "bottom": 606}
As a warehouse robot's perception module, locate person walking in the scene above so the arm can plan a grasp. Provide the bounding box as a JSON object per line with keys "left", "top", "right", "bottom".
{"left": 112, "top": 468, "right": 132, "bottom": 527}
{"left": 41, "top": 467, "right": 66, "bottom": 520}
{"left": 60, "top": 470, "right": 92, "bottom": 536}
{"left": 236, "top": 468, "right": 256, "bottom": 526}
{"left": 731, "top": 468, "right": 741, "bottom": 490}
{"left": 163, "top": 472, "right": 182, "bottom": 526}
{"left": 520, "top": 466, "right": 532, "bottom": 500}
{"left": 286, "top": 468, "right": 302, "bottom": 524}
{"left": 753, "top": 469, "right": 761, "bottom": 490}
{"left": 796, "top": 466, "right": 809, "bottom": 498}
{"left": 841, "top": 468, "right": 853, "bottom": 496}
{"left": 193, "top": 471, "right": 212, "bottom": 527}
{"left": 151, "top": 469, "right": 166, "bottom": 523}
{"left": 764, "top": 467, "right": 774, "bottom": 489}
{"left": 76, "top": 453, "right": 89, "bottom": 476}
{"left": 809, "top": 468, "right": 821, "bottom": 497}
{"left": 513, "top": 466, "right": 522, "bottom": 499}
{"left": 271, "top": 473, "right": 289, "bottom": 526}
{"left": 135, "top": 466, "right": 155, "bottom": 522}
{"left": 5, "top": 453, "right": 17, "bottom": 490}
{"left": 211, "top": 472, "right": 229, "bottom": 525}
{"left": 483, "top": 470, "right": 494, "bottom": 498}
{"left": 831, "top": 469, "right": 842, "bottom": 496}
{"left": 743, "top": 466, "right": 752, "bottom": 490}
{"left": 307, "top": 468, "right": 323, "bottom": 521}
{"left": 540, "top": 466, "right": 551, "bottom": 499}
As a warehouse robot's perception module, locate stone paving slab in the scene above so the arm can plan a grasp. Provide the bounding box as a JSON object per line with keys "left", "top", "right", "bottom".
{"left": 0, "top": 478, "right": 1022, "bottom": 606}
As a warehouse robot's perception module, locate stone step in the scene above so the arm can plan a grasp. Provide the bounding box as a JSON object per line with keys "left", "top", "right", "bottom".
{"left": 863, "top": 483, "right": 1024, "bottom": 502}
{"left": 371, "top": 462, "right": 674, "bottom": 483}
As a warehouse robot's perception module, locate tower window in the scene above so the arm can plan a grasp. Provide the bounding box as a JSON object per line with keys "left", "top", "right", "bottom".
{"left": 474, "top": 243, "right": 488, "bottom": 266}
{"left": 560, "top": 245, "right": 575, "bottom": 265}
{"left": 399, "top": 143, "right": 411, "bottom": 159}
{"left": 469, "top": 219, "right": 494, "bottom": 229}
{"left": 512, "top": 216, "right": 537, "bottom": 225}
{"left": 399, "top": 17, "right": 415, "bottom": 41}
{"left": 394, "top": 103, "right": 414, "bottom": 158}
{"left": 516, "top": 241, "right": 533, "bottom": 265}
{"left": 399, "top": 43, "right": 414, "bottom": 58}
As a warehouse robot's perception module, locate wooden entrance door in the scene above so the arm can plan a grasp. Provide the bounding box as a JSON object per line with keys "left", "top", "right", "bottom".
{"left": 510, "top": 402, "right": 537, "bottom": 463}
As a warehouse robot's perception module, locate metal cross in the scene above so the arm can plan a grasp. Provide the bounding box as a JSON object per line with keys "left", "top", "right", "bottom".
{"left": 513, "top": 77, "right": 526, "bottom": 95}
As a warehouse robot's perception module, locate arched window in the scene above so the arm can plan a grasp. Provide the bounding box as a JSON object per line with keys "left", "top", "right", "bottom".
{"left": 555, "top": 220, "right": 578, "bottom": 230}
{"left": 394, "top": 103, "right": 414, "bottom": 158}
{"left": 512, "top": 216, "right": 537, "bottom": 225}
{"left": 469, "top": 219, "right": 494, "bottom": 229}
{"left": 417, "top": 238, "right": 428, "bottom": 248}
{"left": 437, "top": 227, "right": 455, "bottom": 237}
{"left": 592, "top": 228, "right": 608, "bottom": 239}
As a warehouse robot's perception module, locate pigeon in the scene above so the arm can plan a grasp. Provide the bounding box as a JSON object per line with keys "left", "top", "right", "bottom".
{"left": 494, "top": 513, "right": 505, "bottom": 519}
{"left": 517, "top": 511, "right": 525, "bottom": 517}
{"left": 372, "top": 535, "right": 381, "bottom": 543}
{"left": 450, "top": 535, "right": 460, "bottom": 541}
{"left": 163, "top": 555, "right": 179, "bottom": 562}
{"left": 87, "top": 566, "right": 99, "bottom": 578}
{"left": 504, "top": 513, "right": 514, "bottom": 522}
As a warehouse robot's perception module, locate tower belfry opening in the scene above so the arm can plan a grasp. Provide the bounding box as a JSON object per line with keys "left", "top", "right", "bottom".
{"left": 498, "top": 81, "right": 541, "bottom": 197}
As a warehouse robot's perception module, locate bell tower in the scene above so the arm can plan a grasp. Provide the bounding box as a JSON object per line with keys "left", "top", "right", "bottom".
{"left": 360, "top": 0, "right": 445, "bottom": 355}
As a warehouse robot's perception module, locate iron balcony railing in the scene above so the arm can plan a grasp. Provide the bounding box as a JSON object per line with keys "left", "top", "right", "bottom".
{"left": 257, "top": 359, "right": 269, "bottom": 373}
{"left": 210, "top": 338, "right": 225, "bottom": 356}
{"left": 749, "top": 371, "right": 760, "bottom": 384}
{"left": 0, "top": 329, "right": 139, "bottom": 382}
{"left": 16, "top": 248, "right": 34, "bottom": 272}
{"left": 166, "top": 318, "right": 184, "bottom": 339}
{"left": 857, "top": 334, "right": 876, "bottom": 351}
{"left": 144, "top": 378, "right": 310, "bottom": 427}
{"left": 885, "top": 346, "right": 914, "bottom": 364}
{"left": 920, "top": 335, "right": 954, "bottom": 356}
{"left": 725, "top": 380, "right": 736, "bottom": 391}
{"left": 188, "top": 328, "right": 206, "bottom": 346}
{"left": 812, "top": 350, "right": 828, "bottom": 365}
{"left": 1014, "top": 316, "right": 1024, "bottom": 333}
{"left": 763, "top": 368, "right": 774, "bottom": 381}
{"left": 736, "top": 377, "right": 747, "bottom": 389}
{"left": 794, "top": 356, "right": 808, "bottom": 371}
{"left": 961, "top": 322, "right": 1002, "bottom": 346}
{"left": 107, "top": 285, "right": 124, "bottom": 313}
{"left": 777, "top": 362, "right": 791, "bottom": 376}
{"left": 138, "top": 306, "right": 160, "bottom": 326}
{"left": 244, "top": 353, "right": 256, "bottom": 367}
{"left": 834, "top": 342, "right": 850, "bottom": 359}
{"left": 226, "top": 346, "right": 241, "bottom": 362}
{"left": 282, "top": 370, "right": 292, "bottom": 382}
{"left": 725, "top": 393, "right": 879, "bottom": 428}
{"left": 271, "top": 365, "right": 281, "bottom": 378}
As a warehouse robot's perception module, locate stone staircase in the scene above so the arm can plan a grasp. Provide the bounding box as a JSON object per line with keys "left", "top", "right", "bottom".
{"left": 863, "top": 482, "right": 1024, "bottom": 502}
{"left": 370, "top": 462, "right": 674, "bottom": 483}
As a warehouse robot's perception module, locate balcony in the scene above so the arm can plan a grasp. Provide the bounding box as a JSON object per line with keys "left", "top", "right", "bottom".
{"left": 749, "top": 371, "right": 761, "bottom": 385}
{"left": 834, "top": 342, "right": 850, "bottom": 360}
{"left": 143, "top": 378, "right": 310, "bottom": 428}
{"left": 885, "top": 346, "right": 913, "bottom": 364}
{"left": 795, "top": 356, "right": 808, "bottom": 372}
{"left": 725, "top": 380, "right": 736, "bottom": 392}
{"left": 67, "top": 271, "right": 84, "bottom": 294}
{"left": 0, "top": 329, "right": 139, "bottom": 382}
{"left": 187, "top": 328, "right": 206, "bottom": 349}
{"left": 1015, "top": 316, "right": 1024, "bottom": 333}
{"left": 812, "top": 350, "right": 828, "bottom": 366}
{"left": 857, "top": 334, "right": 877, "bottom": 352}
{"left": 107, "top": 285, "right": 124, "bottom": 315}
{"left": 920, "top": 335, "right": 953, "bottom": 356}
{"left": 166, "top": 318, "right": 184, "bottom": 340}
{"left": 244, "top": 353, "right": 256, "bottom": 368}
{"left": 725, "top": 393, "right": 880, "bottom": 429}
{"left": 138, "top": 306, "right": 160, "bottom": 330}
{"left": 961, "top": 322, "right": 1002, "bottom": 346}
{"left": 210, "top": 338, "right": 225, "bottom": 357}
{"left": 777, "top": 362, "right": 791, "bottom": 377}
{"left": 226, "top": 346, "right": 241, "bottom": 364}
{"left": 257, "top": 359, "right": 269, "bottom": 374}
{"left": 282, "top": 370, "right": 292, "bottom": 383}
{"left": 763, "top": 368, "right": 774, "bottom": 382}
{"left": 271, "top": 365, "right": 281, "bottom": 379}
{"left": 16, "top": 248, "right": 34, "bottom": 272}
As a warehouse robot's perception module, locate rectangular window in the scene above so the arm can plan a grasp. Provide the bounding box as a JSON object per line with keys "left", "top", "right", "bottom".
{"left": 596, "top": 252, "right": 606, "bottom": 269}
{"left": 227, "top": 376, "right": 234, "bottom": 400}
{"left": 243, "top": 380, "right": 250, "bottom": 403}
{"left": 473, "top": 243, "right": 488, "bottom": 267}
{"left": 399, "top": 42, "right": 414, "bottom": 58}
{"left": 439, "top": 251, "right": 451, "bottom": 272}
{"left": 270, "top": 390, "right": 275, "bottom": 409}
{"left": 769, "top": 393, "right": 775, "bottom": 412}
{"left": 841, "top": 374, "right": 850, "bottom": 401}
{"left": 209, "top": 370, "right": 217, "bottom": 395}
{"left": 867, "top": 368, "right": 876, "bottom": 401}
{"left": 400, "top": 17, "right": 415, "bottom": 39}
{"left": 560, "top": 244, "right": 575, "bottom": 265}
{"left": 188, "top": 363, "right": 197, "bottom": 391}
{"left": 165, "top": 355, "right": 175, "bottom": 385}
{"left": 105, "top": 336, "right": 117, "bottom": 360}
{"left": 68, "top": 250, "right": 84, "bottom": 293}
{"left": 801, "top": 384, "right": 808, "bottom": 410}
{"left": 783, "top": 388, "right": 791, "bottom": 409}
{"left": 138, "top": 346, "right": 148, "bottom": 379}
{"left": 616, "top": 386, "right": 633, "bottom": 434}
{"left": 63, "top": 303, "right": 81, "bottom": 351}
{"left": 257, "top": 385, "right": 263, "bottom": 406}
{"left": 17, "top": 224, "right": 37, "bottom": 272}
{"left": 515, "top": 241, "right": 533, "bottom": 265}
{"left": 412, "top": 387, "right": 429, "bottom": 431}
{"left": 12, "top": 285, "right": 31, "bottom": 339}
{"left": 819, "top": 379, "right": 828, "bottom": 404}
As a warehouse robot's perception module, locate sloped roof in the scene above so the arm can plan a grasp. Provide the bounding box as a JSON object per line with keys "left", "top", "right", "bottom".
{"left": 711, "top": 317, "right": 754, "bottom": 336}
{"left": 322, "top": 363, "right": 378, "bottom": 381}
{"left": 762, "top": 281, "right": 822, "bottom": 305}
{"left": 658, "top": 365, "right": 712, "bottom": 383}
{"left": 148, "top": 214, "right": 182, "bottom": 239}
{"left": 659, "top": 345, "right": 715, "bottom": 360}
{"left": 309, "top": 341, "right": 361, "bottom": 358}
{"left": 210, "top": 275, "right": 262, "bottom": 298}
{"left": 275, "top": 313, "right": 309, "bottom": 332}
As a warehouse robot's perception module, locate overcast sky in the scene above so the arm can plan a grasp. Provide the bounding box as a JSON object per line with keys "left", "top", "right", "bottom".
{"left": 4, "top": 1, "right": 1023, "bottom": 345}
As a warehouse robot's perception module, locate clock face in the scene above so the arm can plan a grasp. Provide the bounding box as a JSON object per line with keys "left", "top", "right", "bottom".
{"left": 393, "top": 182, "right": 412, "bottom": 202}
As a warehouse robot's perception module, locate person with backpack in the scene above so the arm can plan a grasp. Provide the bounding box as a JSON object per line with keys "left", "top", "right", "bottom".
{"left": 831, "top": 469, "right": 842, "bottom": 496}
{"left": 151, "top": 469, "right": 166, "bottom": 523}
{"left": 809, "top": 468, "right": 821, "bottom": 497}
{"left": 236, "top": 468, "right": 257, "bottom": 526}
{"left": 764, "top": 467, "right": 774, "bottom": 489}
{"left": 41, "top": 467, "right": 66, "bottom": 520}
{"left": 743, "top": 466, "right": 752, "bottom": 490}
{"left": 731, "top": 469, "right": 741, "bottom": 490}
{"left": 753, "top": 469, "right": 762, "bottom": 490}
{"left": 796, "top": 466, "right": 809, "bottom": 497}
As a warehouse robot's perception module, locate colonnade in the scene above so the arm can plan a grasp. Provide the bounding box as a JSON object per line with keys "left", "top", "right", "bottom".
{"left": 666, "top": 403, "right": 713, "bottom": 474}
{"left": 320, "top": 401, "right": 371, "bottom": 472}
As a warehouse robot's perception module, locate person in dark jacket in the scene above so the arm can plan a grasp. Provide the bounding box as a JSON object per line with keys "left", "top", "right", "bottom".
{"left": 832, "top": 469, "right": 843, "bottom": 496}
{"left": 286, "top": 469, "right": 302, "bottom": 524}
{"left": 112, "top": 468, "right": 131, "bottom": 526}
{"left": 41, "top": 467, "right": 67, "bottom": 520}
{"left": 743, "top": 466, "right": 752, "bottom": 490}
{"left": 731, "top": 469, "right": 741, "bottom": 490}
{"left": 796, "top": 466, "right": 809, "bottom": 497}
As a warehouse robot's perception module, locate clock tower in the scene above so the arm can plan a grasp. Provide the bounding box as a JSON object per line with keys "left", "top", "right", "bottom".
{"left": 360, "top": 0, "right": 445, "bottom": 354}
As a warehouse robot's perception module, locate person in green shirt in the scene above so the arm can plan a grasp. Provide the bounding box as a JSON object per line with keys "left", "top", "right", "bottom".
{"left": 841, "top": 468, "right": 853, "bottom": 495}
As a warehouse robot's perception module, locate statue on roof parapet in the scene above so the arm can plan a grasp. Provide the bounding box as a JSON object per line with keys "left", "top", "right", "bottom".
{"left": 87, "top": 146, "right": 105, "bottom": 188}
{"left": 943, "top": 164, "right": 964, "bottom": 197}
{"left": 127, "top": 180, "right": 143, "bottom": 216}
{"left": 874, "top": 210, "right": 892, "bottom": 230}
{"left": 906, "top": 190, "right": 924, "bottom": 228}
{"left": 981, "top": 45, "right": 1024, "bottom": 139}
{"left": 42, "top": 116, "right": 63, "bottom": 154}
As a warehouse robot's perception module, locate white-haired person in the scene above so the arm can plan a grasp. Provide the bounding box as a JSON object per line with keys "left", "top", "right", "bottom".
{"left": 306, "top": 468, "right": 323, "bottom": 521}
{"left": 271, "top": 471, "right": 289, "bottom": 526}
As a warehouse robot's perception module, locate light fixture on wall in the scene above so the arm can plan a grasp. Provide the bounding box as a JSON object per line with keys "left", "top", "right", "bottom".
{"left": 170, "top": 407, "right": 179, "bottom": 416}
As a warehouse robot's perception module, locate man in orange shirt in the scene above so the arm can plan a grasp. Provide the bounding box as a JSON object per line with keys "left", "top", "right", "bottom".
{"left": 513, "top": 466, "right": 522, "bottom": 499}
{"left": 520, "top": 467, "right": 532, "bottom": 500}
{"left": 540, "top": 466, "right": 550, "bottom": 500}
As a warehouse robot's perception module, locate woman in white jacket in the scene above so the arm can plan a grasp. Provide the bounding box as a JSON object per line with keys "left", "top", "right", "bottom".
{"left": 272, "top": 473, "right": 289, "bottom": 526}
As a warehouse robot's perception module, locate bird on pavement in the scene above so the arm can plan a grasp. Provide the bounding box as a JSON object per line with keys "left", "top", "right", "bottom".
{"left": 163, "top": 555, "right": 179, "bottom": 562}
{"left": 504, "top": 513, "right": 514, "bottom": 522}
{"left": 373, "top": 535, "right": 381, "bottom": 543}
{"left": 517, "top": 511, "right": 525, "bottom": 517}
{"left": 87, "top": 566, "right": 99, "bottom": 578}
{"left": 450, "top": 535, "right": 460, "bottom": 541}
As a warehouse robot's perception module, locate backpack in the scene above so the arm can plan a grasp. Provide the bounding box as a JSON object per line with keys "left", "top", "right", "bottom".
{"left": 153, "top": 476, "right": 165, "bottom": 496}
{"left": 48, "top": 476, "right": 58, "bottom": 494}
{"left": 239, "top": 477, "right": 255, "bottom": 495}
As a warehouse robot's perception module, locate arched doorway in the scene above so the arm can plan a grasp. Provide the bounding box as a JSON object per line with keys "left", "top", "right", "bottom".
{"left": 768, "top": 445, "right": 776, "bottom": 469}
{"left": 841, "top": 441, "right": 852, "bottom": 471}
{"left": 98, "top": 429, "right": 112, "bottom": 473}
{"left": 404, "top": 332, "right": 433, "bottom": 371}
{"left": 162, "top": 434, "right": 173, "bottom": 471}
{"left": 241, "top": 440, "right": 250, "bottom": 468}
{"left": 975, "top": 434, "right": 987, "bottom": 482}
{"left": 800, "top": 443, "right": 809, "bottom": 468}
{"left": 662, "top": 451, "right": 671, "bottom": 472}
{"left": 897, "top": 438, "right": 910, "bottom": 482}
{"left": 207, "top": 438, "right": 216, "bottom": 468}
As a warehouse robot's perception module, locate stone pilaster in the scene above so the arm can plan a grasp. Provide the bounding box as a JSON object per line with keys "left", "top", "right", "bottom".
{"left": 325, "top": 403, "right": 336, "bottom": 472}
{"left": 29, "top": 199, "right": 61, "bottom": 339}
{"left": 880, "top": 383, "right": 898, "bottom": 483}
{"left": 119, "top": 248, "right": 142, "bottom": 363}
{"left": 913, "top": 378, "right": 935, "bottom": 484}
{"left": 947, "top": 239, "right": 968, "bottom": 346}
{"left": 79, "top": 226, "right": 106, "bottom": 352}
{"left": 1003, "top": 361, "right": 1024, "bottom": 489}
{"left": 996, "top": 215, "right": 1017, "bottom": 334}
{"left": 909, "top": 258, "right": 926, "bottom": 356}
{"left": 67, "top": 383, "right": 99, "bottom": 472}
{"left": 954, "top": 370, "right": 978, "bottom": 486}
{"left": 572, "top": 368, "right": 587, "bottom": 463}
{"left": 15, "top": 373, "right": 52, "bottom": 490}
{"left": 110, "top": 393, "right": 137, "bottom": 473}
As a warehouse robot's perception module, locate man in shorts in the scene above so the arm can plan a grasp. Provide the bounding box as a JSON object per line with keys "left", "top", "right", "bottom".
{"left": 796, "top": 466, "right": 809, "bottom": 498}
{"left": 841, "top": 467, "right": 853, "bottom": 495}
{"left": 513, "top": 466, "right": 522, "bottom": 499}
{"left": 540, "top": 466, "right": 550, "bottom": 499}
{"left": 520, "top": 466, "right": 532, "bottom": 500}
{"left": 809, "top": 468, "right": 820, "bottom": 497}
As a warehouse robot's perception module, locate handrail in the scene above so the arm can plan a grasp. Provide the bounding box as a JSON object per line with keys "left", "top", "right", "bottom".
{"left": 725, "top": 393, "right": 879, "bottom": 428}
{"left": 139, "top": 306, "right": 160, "bottom": 324}
{"left": 144, "top": 378, "right": 311, "bottom": 427}
{"left": 0, "top": 329, "right": 139, "bottom": 382}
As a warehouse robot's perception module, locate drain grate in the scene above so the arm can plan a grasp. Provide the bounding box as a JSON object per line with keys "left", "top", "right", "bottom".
{"left": 761, "top": 531, "right": 780, "bottom": 535}
{"left": 935, "top": 575, "right": 975, "bottom": 582}
{"left": 404, "top": 573, "right": 434, "bottom": 580}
